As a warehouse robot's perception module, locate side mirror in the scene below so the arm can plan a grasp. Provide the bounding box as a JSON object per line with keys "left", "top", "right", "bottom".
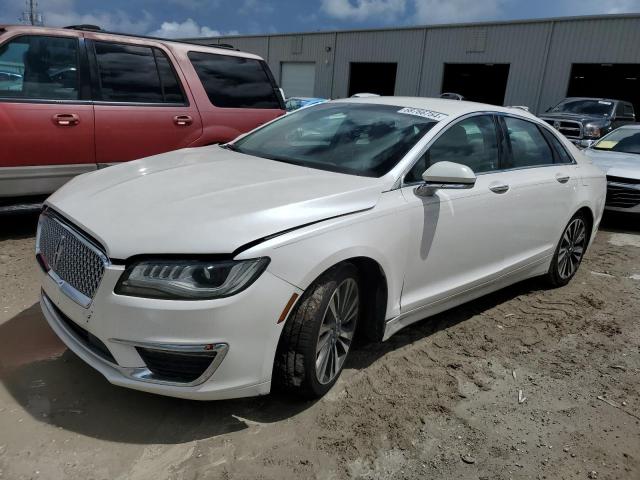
{"left": 415, "top": 161, "right": 476, "bottom": 197}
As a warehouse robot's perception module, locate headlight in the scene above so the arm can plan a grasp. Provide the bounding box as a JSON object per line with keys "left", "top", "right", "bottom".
{"left": 584, "top": 122, "right": 609, "bottom": 138}
{"left": 115, "top": 258, "right": 270, "bottom": 300}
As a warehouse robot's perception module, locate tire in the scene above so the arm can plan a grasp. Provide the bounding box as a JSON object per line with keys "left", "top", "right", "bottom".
{"left": 273, "top": 263, "right": 360, "bottom": 398}
{"left": 545, "top": 212, "right": 589, "bottom": 287}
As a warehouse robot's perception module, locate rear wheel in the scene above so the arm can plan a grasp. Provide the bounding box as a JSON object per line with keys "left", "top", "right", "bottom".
{"left": 545, "top": 213, "right": 588, "bottom": 287}
{"left": 273, "top": 263, "right": 359, "bottom": 398}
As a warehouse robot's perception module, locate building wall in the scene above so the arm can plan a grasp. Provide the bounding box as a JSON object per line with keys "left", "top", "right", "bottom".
{"left": 199, "top": 14, "right": 640, "bottom": 114}
{"left": 539, "top": 16, "right": 640, "bottom": 112}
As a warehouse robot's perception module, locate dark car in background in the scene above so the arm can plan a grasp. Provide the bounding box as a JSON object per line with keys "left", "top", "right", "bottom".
{"left": 0, "top": 24, "right": 285, "bottom": 212}
{"left": 540, "top": 97, "right": 635, "bottom": 148}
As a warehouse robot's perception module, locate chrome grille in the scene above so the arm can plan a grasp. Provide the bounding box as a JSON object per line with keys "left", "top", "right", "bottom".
{"left": 543, "top": 119, "right": 583, "bottom": 139}
{"left": 606, "top": 179, "right": 640, "bottom": 209}
{"left": 37, "top": 212, "right": 108, "bottom": 304}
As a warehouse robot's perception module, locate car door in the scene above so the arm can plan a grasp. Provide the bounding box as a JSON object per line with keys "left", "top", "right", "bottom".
{"left": 0, "top": 33, "right": 95, "bottom": 195}
{"left": 399, "top": 114, "right": 514, "bottom": 313}
{"left": 89, "top": 40, "right": 203, "bottom": 164}
{"left": 494, "top": 115, "right": 580, "bottom": 272}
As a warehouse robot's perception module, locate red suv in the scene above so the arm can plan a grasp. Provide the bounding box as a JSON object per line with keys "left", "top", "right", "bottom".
{"left": 0, "top": 25, "right": 285, "bottom": 211}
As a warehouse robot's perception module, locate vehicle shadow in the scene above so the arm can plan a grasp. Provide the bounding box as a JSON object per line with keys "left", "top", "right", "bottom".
{"left": 0, "top": 212, "right": 39, "bottom": 240}
{"left": 600, "top": 211, "right": 640, "bottom": 233}
{"left": 0, "top": 304, "right": 316, "bottom": 445}
{"left": 0, "top": 277, "right": 543, "bottom": 445}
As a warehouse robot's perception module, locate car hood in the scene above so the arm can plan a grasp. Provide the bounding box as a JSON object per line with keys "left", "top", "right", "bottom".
{"left": 46, "top": 146, "right": 385, "bottom": 259}
{"left": 539, "top": 112, "right": 609, "bottom": 124}
{"left": 583, "top": 149, "right": 640, "bottom": 180}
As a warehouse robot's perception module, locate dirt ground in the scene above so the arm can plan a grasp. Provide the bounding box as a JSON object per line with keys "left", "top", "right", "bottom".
{"left": 0, "top": 212, "right": 638, "bottom": 480}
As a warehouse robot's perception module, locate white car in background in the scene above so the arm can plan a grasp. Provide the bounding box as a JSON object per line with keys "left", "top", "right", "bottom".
{"left": 37, "top": 98, "right": 606, "bottom": 401}
{"left": 583, "top": 125, "right": 640, "bottom": 214}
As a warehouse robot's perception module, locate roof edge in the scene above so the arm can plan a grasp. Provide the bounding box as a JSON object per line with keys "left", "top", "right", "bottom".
{"left": 184, "top": 12, "right": 640, "bottom": 41}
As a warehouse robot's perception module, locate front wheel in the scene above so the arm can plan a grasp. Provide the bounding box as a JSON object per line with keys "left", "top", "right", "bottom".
{"left": 273, "top": 263, "right": 360, "bottom": 398}
{"left": 545, "top": 213, "right": 589, "bottom": 287}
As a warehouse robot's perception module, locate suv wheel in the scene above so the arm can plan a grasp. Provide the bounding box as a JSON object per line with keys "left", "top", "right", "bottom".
{"left": 273, "top": 263, "right": 359, "bottom": 398}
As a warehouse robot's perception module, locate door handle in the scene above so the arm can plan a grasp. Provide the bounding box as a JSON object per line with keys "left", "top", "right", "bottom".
{"left": 173, "top": 115, "right": 193, "bottom": 126}
{"left": 52, "top": 113, "right": 79, "bottom": 126}
{"left": 489, "top": 183, "right": 510, "bottom": 194}
{"left": 556, "top": 173, "right": 570, "bottom": 184}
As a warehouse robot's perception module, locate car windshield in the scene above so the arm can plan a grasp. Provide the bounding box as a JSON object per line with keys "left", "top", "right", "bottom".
{"left": 231, "top": 103, "right": 438, "bottom": 177}
{"left": 551, "top": 99, "right": 614, "bottom": 116}
{"left": 592, "top": 128, "right": 640, "bottom": 155}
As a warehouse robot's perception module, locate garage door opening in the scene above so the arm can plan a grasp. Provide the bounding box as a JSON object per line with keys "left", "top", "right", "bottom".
{"left": 567, "top": 63, "right": 640, "bottom": 115}
{"left": 441, "top": 63, "right": 510, "bottom": 105}
{"left": 348, "top": 62, "right": 397, "bottom": 97}
{"left": 280, "top": 62, "right": 316, "bottom": 98}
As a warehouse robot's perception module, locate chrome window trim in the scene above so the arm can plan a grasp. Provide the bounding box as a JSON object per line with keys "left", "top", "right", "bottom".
{"left": 398, "top": 111, "right": 577, "bottom": 189}
{"left": 36, "top": 210, "right": 110, "bottom": 308}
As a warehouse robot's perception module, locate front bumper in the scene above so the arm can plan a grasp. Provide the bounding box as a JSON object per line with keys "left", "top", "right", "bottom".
{"left": 40, "top": 264, "right": 301, "bottom": 400}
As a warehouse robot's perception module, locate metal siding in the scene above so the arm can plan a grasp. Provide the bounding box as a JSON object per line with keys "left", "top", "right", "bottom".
{"left": 266, "top": 33, "right": 336, "bottom": 97}
{"left": 207, "top": 36, "right": 270, "bottom": 60}
{"left": 332, "top": 29, "right": 425, "bottom": 98}
{"left": 539, "top": 17, "right": 640, "bottom": 113}
{"left": 418, "top": 22, "right": 552, "bottom": 110}
{"left": 204, "top": 15, "right": 640, "bottom": 112}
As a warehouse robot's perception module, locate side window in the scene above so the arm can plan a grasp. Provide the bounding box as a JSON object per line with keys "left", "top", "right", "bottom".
{"left": 0, "top": 35, "right": 79, "bottom": 100}
{"left": 623, "top": 103, "right": 634, "bottom": 117}
{"left": 94, "top": 42, "right": 184, "bottom": 104}
{"left": 540, "top": 128, "right": 574, "bottom": 164}
{"left": 405, "top": 115, "right": 499, "bottom": 183}
{"left": 503, "top": 116, "right": 554, "bottom": 169}
{"left": 153, "top": 48, "right": 185, "bottom": 104}
{"left": 188, "top": 51, "right": 280, "bottom": 109}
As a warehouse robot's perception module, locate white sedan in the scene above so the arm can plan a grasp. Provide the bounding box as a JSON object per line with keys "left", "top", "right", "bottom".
{"left": 37, "top": 98, "right": 606, "bottom": 400}
{"left": 583, "top": 125, "right": 640, "bottom": 214}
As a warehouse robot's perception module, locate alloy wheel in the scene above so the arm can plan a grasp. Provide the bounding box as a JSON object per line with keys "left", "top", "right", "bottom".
{"left": 557, "top": 217, "right": 587, "bottom": 279}
{"left": 315, "top": 278, "right": 359, "bottom": 384}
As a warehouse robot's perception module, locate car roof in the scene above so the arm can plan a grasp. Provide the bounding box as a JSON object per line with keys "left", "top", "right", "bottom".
{"left": 0, "top": 24, "right": 263, "bottom": 60}
{"left": 331, "top": 96, "right": 539, "bottom": 120}
{"left": 561, "top": 97, "right": 622, "bottom": 103}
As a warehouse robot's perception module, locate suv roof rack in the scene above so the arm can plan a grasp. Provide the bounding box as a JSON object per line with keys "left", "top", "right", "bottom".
{"left": 63, "top": 24, "right": 239, "bottom": 51}
{"left": 64, "top": 24, "right": 102, "bottom": 31}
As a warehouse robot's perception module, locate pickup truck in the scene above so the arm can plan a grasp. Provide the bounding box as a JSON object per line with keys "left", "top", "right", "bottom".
{"left": 539, "top": 97, "right": 636, "bottom": 148}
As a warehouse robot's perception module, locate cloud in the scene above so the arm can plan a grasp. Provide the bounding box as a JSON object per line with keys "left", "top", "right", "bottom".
{"left": 45, "top": 9, "right": 154, "bottom": 34}
{"left": 239, "top": 0, "right": 274, "bottom": 15}
{"left": 561, "top": 0, "right": 640, "bottom": 15}
{"left": 412, "top": 0, "right": 507, "bottom": 24}
{"left": 321, "top": 0, "right": 407, "bottom": 22}
{"left": 149, "top": 18, "right": 238, "bottom": 38}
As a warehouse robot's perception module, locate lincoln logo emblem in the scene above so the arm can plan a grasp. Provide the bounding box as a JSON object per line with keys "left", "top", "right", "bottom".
{"left": 553, "top": 121, "right": 561, "bottom": 129}
{"left": 52, "top": 234, "right": 66, "bottom": 270}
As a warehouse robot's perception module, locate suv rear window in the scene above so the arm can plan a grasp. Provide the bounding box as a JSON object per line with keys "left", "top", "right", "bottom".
{"left": 188, "top": 51, "right": 280, "bottom": 109}
{"left": 0, "top": 35, "right": 79, "bottom": 100}
{"left": 94, "top": 42, "right": 185, "bottom": 104}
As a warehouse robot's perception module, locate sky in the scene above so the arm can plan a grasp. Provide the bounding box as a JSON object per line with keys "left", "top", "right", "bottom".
{"left": 1, "top": 0, "right": 639, "bottom": 38}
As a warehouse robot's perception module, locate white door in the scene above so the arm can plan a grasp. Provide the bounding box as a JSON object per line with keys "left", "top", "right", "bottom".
{"left": 495, "top": 115, "right": 580, "bottom": 272}
{"left": 281, "top": 62, "right": 316, "bottom": 98}
{"left": 399, "top": 114, "right": 513, "bottom": 313}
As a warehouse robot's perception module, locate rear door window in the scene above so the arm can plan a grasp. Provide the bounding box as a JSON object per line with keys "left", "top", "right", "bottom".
{"left": 0, "top": 35, "right": 79, "bottom": 100}
{"left": 188, "top": 51, "right": 280, "bottom": 109}
{"left": 94, "top": 42, "right": 185, "bottom": 104}
{"left": 503, "top": 116, "right": 554, "bottom": 169}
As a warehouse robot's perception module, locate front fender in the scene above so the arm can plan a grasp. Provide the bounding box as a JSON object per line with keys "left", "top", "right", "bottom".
{"left": 236, "top": 190, "right": 411, "bottom": 320}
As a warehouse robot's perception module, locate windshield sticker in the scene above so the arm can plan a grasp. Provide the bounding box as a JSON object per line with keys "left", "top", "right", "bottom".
{"left": 397, "top": 107, "right": 448, "bottom": 121}
{"left": 598, "top": 101, "right": 613, "bottom": 105}
{"left": 595, "top": 140, "right": 617, "bottom": 149}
